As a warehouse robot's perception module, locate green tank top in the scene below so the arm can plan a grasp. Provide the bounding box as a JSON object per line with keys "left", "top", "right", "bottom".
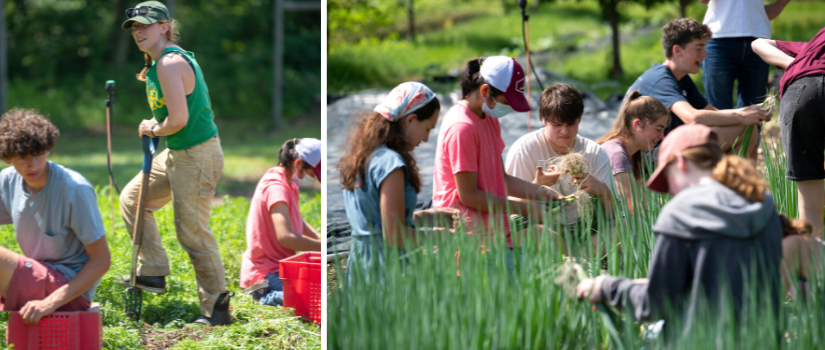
{"left": 145, "top": 47, "right": 218, "bottom": 151}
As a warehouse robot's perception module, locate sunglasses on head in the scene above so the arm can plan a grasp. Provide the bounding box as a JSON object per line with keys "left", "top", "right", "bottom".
{"left": 125, "top": 6, "right": 165, "bottom": 19}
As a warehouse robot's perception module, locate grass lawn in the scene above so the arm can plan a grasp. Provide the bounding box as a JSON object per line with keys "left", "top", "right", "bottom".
{"left": 0, "top": 117, "right": 322, "bottom": 198}
{"left": 0, "top": 117, "right": 322, "bottom": 349}
{"left": 1, "top": 190, "right": 321, "bottom": 350}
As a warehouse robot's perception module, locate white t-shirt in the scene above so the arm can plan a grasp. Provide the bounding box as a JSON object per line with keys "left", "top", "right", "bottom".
{"left": 703, "top": 0, "right": 771, "bottom": 39}
{"left": 505, "top": 129, "right": 615, "bottom": 225}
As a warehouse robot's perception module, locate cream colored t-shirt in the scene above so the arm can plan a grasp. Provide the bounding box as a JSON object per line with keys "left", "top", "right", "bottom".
{"left": 505, "top": 129, "right": 615, "bottom": 225}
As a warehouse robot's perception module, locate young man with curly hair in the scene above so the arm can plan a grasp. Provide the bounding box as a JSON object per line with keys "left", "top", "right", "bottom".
{"left": 626, "top": 18, "right": 770, "bottom": 158}
{"left": 0, "top": 108, "right": 111, "bottom": 325}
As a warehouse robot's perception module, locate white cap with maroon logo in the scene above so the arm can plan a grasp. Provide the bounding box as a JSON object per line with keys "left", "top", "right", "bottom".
{"left": 479, "top": 56, "right": 531, "bottom": 112}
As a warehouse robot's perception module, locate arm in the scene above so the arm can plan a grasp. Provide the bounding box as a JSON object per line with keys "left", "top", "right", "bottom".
{"left": 613, "top": 172, "right": 641, "bottom": 214}
{"left": 20, "top": 237, "right": 111, "bottom": 324}
{"left": 670, "top": 101, "right": 766, "bottom": 126}
{"left": 379, "top": 168, "right": 418, "bottom": 249}
{"left": 139, "top": 55, "right": 191, "bottom": 138}
{"left": 302, "top": 220, "right": 320, "bottom": 240}
{"left": 413, "top": 207, "right": 459, "bottom": 228}
{"left": 699, "top": 0, "right": 709, "bottom": 5}
{"left": 455, "top": 171, "right": 553, "bottom": 223}
{"left": 572, "top": 173, "right": 614, "bottom": 219}
{"left": 752, "top": 39, "right": 795, "bottom": 69}
{"left": 271, "top": 203, "right": 322, "bottom": 252}
{"left": 765, "top": 0, "right": 791, "bottom": 20}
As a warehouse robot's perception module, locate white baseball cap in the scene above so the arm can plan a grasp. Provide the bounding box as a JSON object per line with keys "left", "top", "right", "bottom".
{"left": 480, "top": 56, "right": 531, "bottom": 112}
{"left": 295, "top": 138, "right": 321, "bottom": 181}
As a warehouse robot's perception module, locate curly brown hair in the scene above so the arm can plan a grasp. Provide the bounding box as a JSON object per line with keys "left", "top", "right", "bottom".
{"left": 0, "top": 108, "right": 60, "bottom": 160}
{"left": 337, "top": 98, "right": 440, "bottom": 193}
{"left": 662, "top": 18, "right": 712, "bottom": 59}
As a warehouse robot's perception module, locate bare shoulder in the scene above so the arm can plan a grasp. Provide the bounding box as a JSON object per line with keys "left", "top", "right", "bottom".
{"left": 156, "top": 51, "right": 190, "bottom": 75}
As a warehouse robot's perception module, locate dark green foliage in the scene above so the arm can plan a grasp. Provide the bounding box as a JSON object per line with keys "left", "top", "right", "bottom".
{"left": 5, "top": 0, "right": 320, "bottom": 129}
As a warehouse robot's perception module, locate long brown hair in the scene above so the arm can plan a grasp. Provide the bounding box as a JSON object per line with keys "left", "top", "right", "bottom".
{"left": 338, "top": 98, "right": 440, "bottom": 193}
{"left": 598, "top": 91, "right": 669, "bottom": 179}
{"left": 671, "top": 143, "right": 767, "bottom": 202}
{"left": 136, "top": 20, "right": 181, "bottom": 82}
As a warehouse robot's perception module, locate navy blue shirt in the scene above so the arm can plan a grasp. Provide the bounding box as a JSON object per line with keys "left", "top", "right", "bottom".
{"left": 626, "top": 63, "right": 708, "bottom": 135}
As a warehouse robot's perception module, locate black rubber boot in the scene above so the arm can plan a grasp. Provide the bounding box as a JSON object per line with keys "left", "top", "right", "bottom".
{"left": 114, "top": 275, "right": 166, "bottom": 294}
{"left": 190, "top": 291, "right": 235, "bottom": 327}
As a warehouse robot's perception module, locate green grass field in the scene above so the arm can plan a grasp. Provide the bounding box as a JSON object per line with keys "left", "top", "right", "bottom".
{"left": 0, "top": 120, "right": 322, "bottom": 349}
{"left": 0, "top": 188, "right": 321, "bottom": 350}
{"left": 0, "top": 118, "right": 322, "bottom": 197}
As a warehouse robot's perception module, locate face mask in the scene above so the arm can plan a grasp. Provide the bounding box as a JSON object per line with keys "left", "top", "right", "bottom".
{"left": 482, "top": 98, "right": 513, "bottom": 119}
{"left": 292, "top": 172, "right": 317, "bottom": 187}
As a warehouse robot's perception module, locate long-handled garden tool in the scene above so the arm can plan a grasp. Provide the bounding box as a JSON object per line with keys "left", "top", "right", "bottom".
{"left": 126, "top": 135, "right": 159, "bottom": 319}
{"left": 105, "top": 80, "right": 119, "bottom": 234}
{"left": 519, "top": 0, "right": 544, "bottom": 133}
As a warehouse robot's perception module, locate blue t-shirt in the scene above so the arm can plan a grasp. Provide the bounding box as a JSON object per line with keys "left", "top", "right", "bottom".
{"left": 626, "top": 63, "right": 708, "bottom": 135}
{"left": 343, "top": 146, "right": 417, "bottom": 237}
{"left": 0, "top": 162, "right": 106, "bottom": 302}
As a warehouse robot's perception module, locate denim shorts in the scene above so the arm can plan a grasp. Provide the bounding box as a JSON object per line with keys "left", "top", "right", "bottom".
{"left": 780, "top": 75, "right": 825, "bottom": 181}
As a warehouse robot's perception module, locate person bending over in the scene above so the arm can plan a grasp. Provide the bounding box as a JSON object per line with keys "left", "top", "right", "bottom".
{"left": 338, "top": 82, "right": 456, "bottom": 283}
{"left": 432, "top": 56, "right": 561, "bottom": 253}
{"left": 0, "top": 108, "right": 111, "bottom": 324}
{"left": 753, "top": 28, "right": 825, "bottom": 238}
{"left": 577, "top": 124, "right": 781, "bottom": 338}
{"left": 241, "top": 138, "right": 322, "bottom": 305}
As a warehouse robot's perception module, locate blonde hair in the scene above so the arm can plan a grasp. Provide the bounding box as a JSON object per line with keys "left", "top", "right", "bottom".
{"left": 136, "top": 19, "right": 181, "bottom": 82}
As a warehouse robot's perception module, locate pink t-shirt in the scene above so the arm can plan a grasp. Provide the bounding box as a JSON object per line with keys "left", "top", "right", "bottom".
{"left": 432, "top": 103, "right": 510, "bottom": 241}
{"left": 776, "top": 27, "right": 825, "bottom": 98}
{"left": 240, "top": 168, "right": 304, "bottom": 288}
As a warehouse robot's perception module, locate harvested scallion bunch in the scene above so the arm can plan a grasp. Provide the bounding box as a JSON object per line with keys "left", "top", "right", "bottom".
{"left": 555, "top": 262, "right": 627, "bottom": 350}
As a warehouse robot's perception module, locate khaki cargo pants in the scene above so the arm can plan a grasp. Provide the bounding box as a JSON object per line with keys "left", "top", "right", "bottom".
{"left": 120, "top": 135, "right": 226, "bottom": 317}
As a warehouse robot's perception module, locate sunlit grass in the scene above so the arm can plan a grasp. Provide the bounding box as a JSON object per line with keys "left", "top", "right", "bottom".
{"left": 0, "top": 189, "right": 321, "bottom": 349}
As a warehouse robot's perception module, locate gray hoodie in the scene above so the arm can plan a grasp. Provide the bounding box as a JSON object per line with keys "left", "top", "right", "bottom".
{"left": 600, "top": 180, "right": 782, "bottom": 335}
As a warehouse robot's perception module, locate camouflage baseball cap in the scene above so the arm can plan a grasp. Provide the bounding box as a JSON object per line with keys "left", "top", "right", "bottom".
{"left": 121, "top": 1, "right": 170, "bottom": 29}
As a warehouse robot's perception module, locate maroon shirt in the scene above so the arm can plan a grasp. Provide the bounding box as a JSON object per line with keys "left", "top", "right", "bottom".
{"left": 776, "top": 27, "right": 825, "bottom": 98}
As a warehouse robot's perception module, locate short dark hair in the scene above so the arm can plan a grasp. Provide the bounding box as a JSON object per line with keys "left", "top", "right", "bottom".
{"left": 539, "top": 83, "right": 583, "bottom": 125}
{"left": 0, "top": 108, "right": 60, "bottom": 160}
{"left": 662, "top": 18, "right": 712, "bottom": 59}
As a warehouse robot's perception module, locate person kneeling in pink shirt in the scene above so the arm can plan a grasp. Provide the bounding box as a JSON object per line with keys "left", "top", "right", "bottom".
{"left": 240, "top": 138, "right": 322, "bottom": 305}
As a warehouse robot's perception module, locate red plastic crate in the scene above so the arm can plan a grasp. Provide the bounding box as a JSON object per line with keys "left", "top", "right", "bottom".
{"left": 6, "top": 303, "right": 102, "bottom": 350}
{"left": 280, "top": 252, "right": 322, "bottom": 324}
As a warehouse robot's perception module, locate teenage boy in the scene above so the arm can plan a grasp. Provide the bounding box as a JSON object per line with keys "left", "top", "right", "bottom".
{"left": 0, "top": 108, "right": 111, "bottom": 324}
{"left": 627, "top": 18, "right": 769, "bottom": 157}
{"left": 505, "top": 83, "right": 615, "bottom": 226}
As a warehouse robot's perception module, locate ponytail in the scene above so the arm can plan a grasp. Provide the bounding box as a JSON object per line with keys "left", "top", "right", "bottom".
{"left": 459, "top": 57, "right": 503, "bottom": 99}
{"left": 278, "top": 138, "right": 313, "bottom": 179}
{"left": 135, "top": 20, "right": 182, "bottom": 82}
{"left": 137, "top": 53, "right": 152, "bottom": 82}
{"left": 678, "top": 144, "right": 767, "bottom": 202}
